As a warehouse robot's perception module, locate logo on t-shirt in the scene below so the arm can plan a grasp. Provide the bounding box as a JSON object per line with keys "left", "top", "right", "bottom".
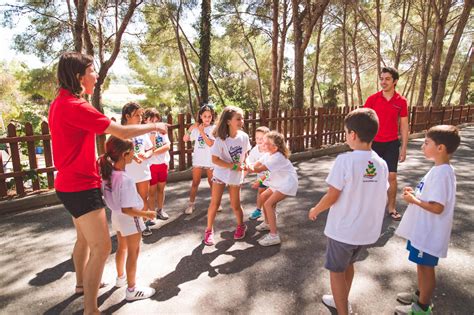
{"left": 229, "top": 145, "right": 243, "bottom": 163}
{"left": 364, "top": 161, "right": 377, "bottom": 178}
{"left": 134, "top": 138, "right": 143, "bottom": 153}
{"left": 197, "top": 134, "right": 208, "bottom": 148}
{"left": 155, "top": 135, "right": 164, "bottom": 148}
{"left": 415, "top": 178, "right": 425, "bottom": 194}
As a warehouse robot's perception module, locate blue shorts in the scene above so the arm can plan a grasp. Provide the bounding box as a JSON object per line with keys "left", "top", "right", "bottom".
{"left": 407, "top": 241, "right": 439, "bottom": 266}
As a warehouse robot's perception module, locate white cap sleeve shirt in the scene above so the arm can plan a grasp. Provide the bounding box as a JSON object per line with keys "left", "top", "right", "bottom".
{"left": 324, "top": 150, "right": 389, "bottom": 245}
{"left": 247, "top": 145, "right": 269, "bottom": 180}
{"left": 125, "top": 134, "right": 153, "bottom": 183}
{"left": 210, "top": 130, "right": 251, "bottom": 185}
{"left": 190, "top": 125, "right": 215, "bottom": 168}
{"left": 262, "top": 152, "right": 298, "bottom": 196}
{"left": 148, "top": 132, "right": 171, "bottom": 165}
{"left": 396, "top": 164, "right": 456, "bottom": 258}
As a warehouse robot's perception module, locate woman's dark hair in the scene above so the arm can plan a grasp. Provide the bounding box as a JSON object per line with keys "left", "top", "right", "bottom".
{"left": 98, "top": 136, "right": 134, "bottom": 185}
{"left": 213, "top": 106, "right": 244, "bottom": 139}
{"left": 57, "top": 51, "right": 94, "bottom": 97}
{"left": 197, "top": 104, "right": 215, "bottom": 124}
{"left": 121, "top": 102, "right": 142, "bottom": 125}
{"left": 143, "top": 108, "right": 161, "bottom": 123}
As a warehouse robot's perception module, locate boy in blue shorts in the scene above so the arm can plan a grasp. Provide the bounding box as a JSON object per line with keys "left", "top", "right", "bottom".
{"left": 395, "top": 125, "right": 461, "bottom": 315}
{"left": 308, "top": 108, "right": 389, "bottom": 315}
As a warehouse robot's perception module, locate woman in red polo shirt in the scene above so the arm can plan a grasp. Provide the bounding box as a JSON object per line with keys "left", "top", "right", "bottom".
{"left": 49, "top": 52, "right": 167, "bottom": 315}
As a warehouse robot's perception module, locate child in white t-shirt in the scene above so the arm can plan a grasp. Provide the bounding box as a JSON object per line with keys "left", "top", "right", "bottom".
{"left": 308, "top": 108, "right": 389, "bottom": 315}
{"left": 204, "top": 106, "right": 251, "bottom": 246}
{"left": 98, "top": 136, "right": 156, "bottom": 301}
{"left": 394, "top": 125, "right": 460, "bottom": 315}
{"left": 121, "top": 103, "right": 154, "bottom": 237}
{"left": 143, "top": 109, "right": 171, "bottom": 222}
{"left": 247, "top": 131, "right": 298, "bottom": 246}
{"left": 246, "top": 126, "right": 270, "bottom": 220}
{"left": 183, "top": 105, "right": 216, "bottom": 214}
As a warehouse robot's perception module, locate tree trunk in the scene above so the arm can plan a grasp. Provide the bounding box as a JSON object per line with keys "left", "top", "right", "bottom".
{"left": 459, "top": 44, "right": 474, "bottom": 105}
{"left": 198, "top": 0, "right": 211, "bottom": 105}
{"left": 342, "top": 2, "right": 349, "bottom": 107}
{"left": 394, "top": 0, "right": 411, "bottom": 69}
{"left": 271, "top": 0, "right": 279, "bottom": 113}
{"left": 276, "top": 0, "right": 290, "bottom": 109}
{"left": 351, "top": 11, "right": 363, "bottom": 106}
{"left": 310, "top": 17, "right": 323, "bottom": 109}
{"left": 375, "top": 0, "right": 382, "bottom": 76}
{"left": 415, "top": 0, "right": 434, "bottom": 107}
{"left": 433, "top": 0, "right": 473, "bottom": 107}
{"left": 73, "top": 0, "right": 88, "bottom": 53}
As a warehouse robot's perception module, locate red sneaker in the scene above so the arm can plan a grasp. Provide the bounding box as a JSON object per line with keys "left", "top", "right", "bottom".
{"left": 204, "top": 229, "right": 214, "bottom": 246}
{"left": 233, "top": 224, "right": 247, "bottom": 240}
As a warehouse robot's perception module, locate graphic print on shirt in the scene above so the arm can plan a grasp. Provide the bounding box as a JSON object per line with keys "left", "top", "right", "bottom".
{"left": 363, "top": 161, "right": 377, "bottom": 178}
{"left": 155, "top": 134, "right": 165, "bottom": 148}
{"left": 197, "top": 134, "right": 209, "bottom": 148}
{"left": 229, "top": 145, "right": 243, "bottom": 163}
{"left": 133, "top": 138, "right": 143, "bottom": 154}
{"left": 415, "top": 176, "right": 426, "bottom": 194}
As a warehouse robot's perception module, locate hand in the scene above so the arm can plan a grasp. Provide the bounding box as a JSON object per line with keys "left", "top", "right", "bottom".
{"left": 403, "top": 186, "right": 414, "bottom": 194}
{"left": 308, "top": 207, "right": 319, "bottom": 221}
{"left": 133, "top": 155, "right": 143, "bottom": 164}
{"left": 402, "top": 190, "right": 417, "bottom": 204}
{"left": 144, "top": 211, "right": 156, "bottom": 220}
{"left": 246, "top": 164, "right": 255, "bottom": 173}
{"left": 198, "top": 123, "right": 205, "bottom": 134}
{"left": 155, "top": 122, "right": 169, "bottom": 134}
{"left": 183, "top": 134, "right": 190, "bottom": 142}
{"left": 251, "top": 181, "right": 260, "bottom": 189}
{"left": 143, "top": 150, "right": 153, "bottom": 159}
{"left": 399, "top": 148, "right": 407, "bottom": 163}
{"left": 137, "top": 152, "right": 147, "bottom": 160}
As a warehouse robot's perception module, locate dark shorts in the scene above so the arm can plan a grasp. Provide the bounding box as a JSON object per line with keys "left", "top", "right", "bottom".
{"left": 372, "top": 139, "right": 400, "bottom": 172}
{"left": 407, "top": 241, "right": 439, "bottom": 267}
{"left": 56, "top": 188, "right": 106, "bottom": 219}
{"left": 150, "top": 163, "right": 168, "bottom": 185}
{"left": 325, "top": 237, "right": 367, "bottom": 272}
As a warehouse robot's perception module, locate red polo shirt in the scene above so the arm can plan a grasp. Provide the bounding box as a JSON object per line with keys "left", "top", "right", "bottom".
{"left": 364, "top": 91, "right": 408, "bottom": 142}
{"left": 48, "top": 89, "right": 111, "bottom": 192}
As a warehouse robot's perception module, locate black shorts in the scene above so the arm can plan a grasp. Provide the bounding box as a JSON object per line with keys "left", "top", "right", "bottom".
{"left": 56, "top": 188, "right": 106, "bottom": 219}
{"left": 372, "top": 139, "right": 400, "bottom": 173}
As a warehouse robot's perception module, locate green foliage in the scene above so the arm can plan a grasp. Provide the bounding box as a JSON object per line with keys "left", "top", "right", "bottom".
{"left": 323, "top": 83, "right": 342, "bottom": 108}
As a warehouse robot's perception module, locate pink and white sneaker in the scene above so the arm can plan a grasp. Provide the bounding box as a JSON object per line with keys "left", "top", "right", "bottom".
{"left": 233, "top": 224, "right": 247, "bottom": 240}
{"left": 204, "top": 229, "right": 214, "bottom": 246}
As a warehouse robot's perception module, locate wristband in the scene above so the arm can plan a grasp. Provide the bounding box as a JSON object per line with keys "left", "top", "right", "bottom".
{"left": 232, "top": 163, "right": 238, "bottom": 170}
{"left": 258, "top": 178, "right": 264, "bottom": 185}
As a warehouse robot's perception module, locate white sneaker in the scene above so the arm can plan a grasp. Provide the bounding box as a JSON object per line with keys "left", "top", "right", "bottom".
{"left": 115, "top": 274, "right": 127, "bottom": 287}
{"left": 322, "top": 294, "right": 353, "bottom": 313}
{"left": 258, "top": 233, "right": 281, "bottom": 246}
{"left": 125, "top": 286, "right": 156, "bottom": 301}
{"left": 255, "top": 221, "right": 270, "bottom": 232}
{"left": 184, "top": 203, "right": 195, "bottom": 215}
{"left": 217, "top": 205, "right": 223, "bottom": 212}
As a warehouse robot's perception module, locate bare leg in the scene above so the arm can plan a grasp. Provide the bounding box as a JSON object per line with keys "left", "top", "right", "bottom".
{"left": 330, "top": 269, "right": 350, "bottom": 315}
{"left": 206, "top": 183, "right": 225, "bottom": 230}
{"left": 256, "top": 187, "right": 266, "bottom": 209}
{"left": 156, "top": 182, "right": 166, "bottom": 209}
{"left": 73, "top": 209, "right": 112, "bottom": 315}
{"left": 417, "top": 265, "right": 436, "bottom": 307}
{"left": 115, "top": 232, "right": 127, "bottom": 278}
{"left": 263, "top": 190, "right": 286, "bottom": 234}
{"left": 388, "top": 172, "right": 398, "bottom": 214}
{"left": 206, "top": 169, "right": 213, "bottom": 187}
{"left": 148, "top": 184, "right": 158, "bottom": 211}
{"left": 72, "top": 219, "right": 90, "bottom": 289}
{"left": 189, "top": 167, "right": 202, "bottom": 203}
{"left": 124, "top": 233, "right": 142, "bottom": 289}
{"left": 228, "top": 185, "right": 244, "bottom": 226}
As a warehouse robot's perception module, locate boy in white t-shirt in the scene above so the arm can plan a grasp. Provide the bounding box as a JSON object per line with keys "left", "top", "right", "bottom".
{"left": 308, "top": 108, "right": 389, "bottom": 315}
{"left": 394, "top": 125, "right": 460, "bottom": 315}
{"left": 246, "top": 126, "right": 270, "bottom": 220}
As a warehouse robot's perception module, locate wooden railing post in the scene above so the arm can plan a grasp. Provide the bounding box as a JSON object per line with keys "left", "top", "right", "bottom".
{"left": 316, "top": 107, "right": 324, "bottom": 149}
{"left": 24, "top": 123, "right": 40, "bottom": 191}
{"left": 167, "top": 114, "right": 174, "bottom": 171}
{"left": 41, "top": 121, "right": 54, "bottom": 189}
{"left": 177, "top": 113, "right": 186, "bottom": 171}
{"left": 185, "top": 113, "right": 192, "bottom": 169}
{"left": 0, "top": 143, "right": 7, "bottom": 197}
{"left": 7, "top": 123, "right": 25, "bottom": 196}
{"left": 409, "top": 106, "right": 416, "bottom": 134}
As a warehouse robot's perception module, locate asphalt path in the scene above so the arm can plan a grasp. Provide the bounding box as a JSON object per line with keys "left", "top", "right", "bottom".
{"left": 1, "top": 126, "right": 473, "bottom": 315}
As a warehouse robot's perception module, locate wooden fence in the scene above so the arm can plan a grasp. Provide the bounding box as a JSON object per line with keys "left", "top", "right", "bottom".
{"left": 0, "top": 104, "right": 472, "bottom": 200}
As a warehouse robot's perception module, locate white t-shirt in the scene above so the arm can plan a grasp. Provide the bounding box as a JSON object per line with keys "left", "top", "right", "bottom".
{"left": 102, "top": 170, "right": 144, "bottom": 213}
{"left": 261, "top": 152, "right": 298, "bottom": 196}
{"left": 247, "top": 145, "right": 269, "bottom": 180}
{"left": 148, "top": 132, "right": 171, "bottom": 165}
{"left": 190, "top": 125, "right": 215, "bottom": 167}
{"left": 125, "top": 134, "right": 153, "bottom": 183}
{"left": 324, "top": 150, "right": 389, "bottom": 245}
{"left": 210, "top": 130, "right": 251, "bottom": 185}
{"left": 396, "top": 164, "right": 456, "bottom": 258}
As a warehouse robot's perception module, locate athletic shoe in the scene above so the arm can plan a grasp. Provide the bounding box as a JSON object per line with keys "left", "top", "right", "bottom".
{"left": 395, "top": 303, "right": 432, "bottom": 315}
{"left": 156, "top": 209, "right": 169, "bottom": 220}
{"left": 321, "top": 294, "right": 353, "bottom": 313}
{"left": 142, "top": 226, "right": 152, "bottom": 237}
{"left": 258, "top": 233, "right": 281, "bottom": 246}
{"left": 217, "top": 205, "right": 223, "bottom": 212}
{"left": 397, "top": 292, "right": 434, "bottom": 309}
{"left": 184, "top": 203, "right": 195, "bottom": 215}
{"left": 255, "top": 221, "right": 270, "bottom": 232}
{"left": 204, "top": 229, "right": 214, "bottom": 246}
{"left": 125, "top": 286, "right": 156, "bottom": 301}
{"left": 115, "top": 275, "right": 127, "bottom": 288}
{"left": 249, "top": 209, "right": 262, "bottom": 220}
{"left": 145, "top": 219, "right": 156, "bottom": 227}
{"left": 233, "top": 224, "right": 247, "bottom": 240}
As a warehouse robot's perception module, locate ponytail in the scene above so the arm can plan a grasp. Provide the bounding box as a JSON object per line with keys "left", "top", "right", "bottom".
{"left": 97, "top": 137, "right": 134, "bottom": 186}
{"left": 98, "top": 152, "right": 114, "bottom": 185}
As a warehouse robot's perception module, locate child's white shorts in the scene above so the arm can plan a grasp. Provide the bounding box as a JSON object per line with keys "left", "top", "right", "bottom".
{"left": 111, "top": 211, "right": 145, "bottom": 237}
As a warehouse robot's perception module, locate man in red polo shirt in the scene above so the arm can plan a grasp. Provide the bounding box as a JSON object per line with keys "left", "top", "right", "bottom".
{"left": 364, "top": 67, "right": 409, "bottom": 220}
